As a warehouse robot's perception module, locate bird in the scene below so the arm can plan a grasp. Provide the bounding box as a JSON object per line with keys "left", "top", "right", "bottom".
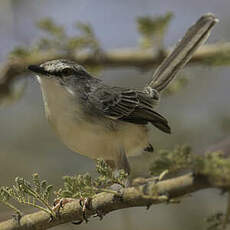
{"left": 28, "top": 59, "right": 169, "bottom": 175}
{"left": 28, "top": 13, "right": 218, "bottom": 177}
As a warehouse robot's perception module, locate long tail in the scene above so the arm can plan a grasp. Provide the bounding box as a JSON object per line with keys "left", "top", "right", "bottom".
{"left": 145, "top": 13, "right": 219, "bottom": 92}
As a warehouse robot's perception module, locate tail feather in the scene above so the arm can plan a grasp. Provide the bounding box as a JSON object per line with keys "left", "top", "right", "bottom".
{"left": 151, "top": 120, "right": 171, "bottom": 134}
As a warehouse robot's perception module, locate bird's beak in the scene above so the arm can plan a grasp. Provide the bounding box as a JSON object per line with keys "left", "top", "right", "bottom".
{"left": 28, "top": 65, "right": 47, "bottom": 75}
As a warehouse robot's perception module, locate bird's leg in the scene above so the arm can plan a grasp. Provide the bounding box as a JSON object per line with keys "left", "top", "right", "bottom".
{"left": 132, "top": 170, "right": 169, "bottom": 186}
{"left": 113, "top": 147, "right": 131, "bottom": 188}
{"left": 105, "top": 160, "right": 116, "bottom": 170}
{"left": 117, "top": 146, "right": 131, "bottom": 176}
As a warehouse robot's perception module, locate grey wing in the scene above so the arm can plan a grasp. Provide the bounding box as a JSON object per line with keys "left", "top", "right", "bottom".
{"left": 88, "top": 85, "right": 171, "bottom": 134}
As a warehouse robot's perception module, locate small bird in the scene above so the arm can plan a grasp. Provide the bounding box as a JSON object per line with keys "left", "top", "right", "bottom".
{"left": 28, "top": 14, "right": 217, "bottom": 176}
{"left": 28, "top": 59, "right": 169, "bottom": 174}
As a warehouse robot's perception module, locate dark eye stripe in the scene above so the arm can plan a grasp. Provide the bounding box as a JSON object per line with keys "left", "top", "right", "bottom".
{"left": 51, "top": 71, "right": 62, "bottom": 77}
{"left": 62, "top": 68, "right": 74, "bottom": 75}
{"left": 50, "top": 68, "right": 74, "bottom": 77}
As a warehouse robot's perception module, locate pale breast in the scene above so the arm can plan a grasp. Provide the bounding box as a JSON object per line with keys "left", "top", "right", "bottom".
{"left": 38, "top": 77, "right": 149, "bottom": 161}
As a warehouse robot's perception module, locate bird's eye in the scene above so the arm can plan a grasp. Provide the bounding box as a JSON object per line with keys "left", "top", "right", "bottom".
{"left": 62, "top": 68, "right": 73, "bottom": 76}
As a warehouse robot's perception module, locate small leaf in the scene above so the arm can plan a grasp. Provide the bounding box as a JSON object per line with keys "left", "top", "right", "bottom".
{"left": 137, "top": 12, "right": 173, "bottom": 49}
{"left": 9, "top": 46, "right": 30, "bottom": 58}
{"left": 37, "top": 18, "right": 66, "bottom": 39}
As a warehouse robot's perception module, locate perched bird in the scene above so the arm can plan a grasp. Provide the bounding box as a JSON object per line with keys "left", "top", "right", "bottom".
{"left": 29, "top": 59, "right": 168, "bottom": 174}
{"left": 28, "top": 14, "right": 218, "bottom": 175}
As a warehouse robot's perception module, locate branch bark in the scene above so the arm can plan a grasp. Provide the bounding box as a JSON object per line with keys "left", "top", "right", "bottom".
{"left": 0, "top": 173, "right": 213, "bottom": 230}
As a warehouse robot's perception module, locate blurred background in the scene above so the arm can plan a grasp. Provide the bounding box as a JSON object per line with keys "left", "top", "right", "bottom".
{"left": 0, "top": 0, "right": 230, "bottom": 229}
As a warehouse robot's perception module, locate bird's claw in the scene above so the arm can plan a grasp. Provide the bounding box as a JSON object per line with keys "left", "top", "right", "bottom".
{"left": 78, "top": 197, "right": 92, "bottom": 223}
{"left": 132, "top": 170, "right": 169, "bottom": 186}
{"left": 12, "top": 212, "right": 22, "bottom": 225}
{"left": 52, "top": 197, "right": 92, "bottom": 224}
{"left": 48, "top": 214, "right": 55, "bottom": 223}
{"left": 51, "top": 198, "right": 75, "bottom": 219}
{"left": 153, "top": 170, "right": 169, "bottom": 183}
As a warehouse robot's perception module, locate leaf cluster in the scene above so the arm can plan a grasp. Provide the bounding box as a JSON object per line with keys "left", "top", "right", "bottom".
{"left": 150, "top": 145, "right": 192, "bottom": 176}
{"left": 37, "top": 19, "right": 101, "bottom": 55}
{"left": 150, "top": 145, "right": 230, "bottom": 188}
{"left": 10, "top": 18, "right": 101, "bottom": 59}
{"left": 0, "top": 160, "right": 127, "bottom": 217}
{"left": 194, "top": 151, "right": 230, "bottom": 187}
{"left": 56, "top": 159, "right": 128, "bottom": 199}
{"left": 137, "top": 12, "right": 173, "bottom": 49}
{"left": 0, "top": 173, "right": 54, "bottom": 216}
{"left": 9, "top": 12, "right": 174, "bottom": 59}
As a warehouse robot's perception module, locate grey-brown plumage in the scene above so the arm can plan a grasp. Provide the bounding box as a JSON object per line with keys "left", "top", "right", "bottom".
{"left": 85, "top": 82, "right": 170, "bottom": 133}
{"left": 29, "top": 60, "right": 170, "bottom": 134}
{"left": 28, "top": 14, "right": 218, "bottom": 174}
{"left": 29, "top": 60, "right": 169, "bottom": 174}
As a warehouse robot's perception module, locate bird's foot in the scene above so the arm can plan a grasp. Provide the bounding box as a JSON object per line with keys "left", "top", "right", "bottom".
{"left": 52, "top": 198, "right": 75, "bottom": 216}
{"left": 154, "top": 170, "right": 169, "bottom": 183}
{"left": 132, "top": 170, "right": 169, "bottom": 186}
{"left": 72, "top": 197, "right": 92, "bottom": 225}
{"left": 51, "top": 197, "right": 93, "bottom": 224}
{"left": 48, "top": 198, "right": 75, "bottom": 223}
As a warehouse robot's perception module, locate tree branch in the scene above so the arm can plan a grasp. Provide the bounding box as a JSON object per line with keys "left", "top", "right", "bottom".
{"left": 1, "top": 42, "right": 230, "bottom": 99}
{"left": 0, "top": 173, "right": 215, "bottom": 230}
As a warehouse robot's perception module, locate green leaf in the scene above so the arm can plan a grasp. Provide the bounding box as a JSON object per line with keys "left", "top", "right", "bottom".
{"left": 150, "top": 145, "right": 192, "bottom": 175}
{"left": 56, "top": 159, "right": 128, "bottom": 199}
{"left": 137, "top": 12, "right": 173, "bottom": 49}
{"left": 37, "top": 18, "right": 66, "bottom": 39}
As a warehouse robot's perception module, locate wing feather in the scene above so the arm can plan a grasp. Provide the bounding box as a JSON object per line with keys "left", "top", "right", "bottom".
{"left": 87, "top": 85, "right": 170, "bottom": 133}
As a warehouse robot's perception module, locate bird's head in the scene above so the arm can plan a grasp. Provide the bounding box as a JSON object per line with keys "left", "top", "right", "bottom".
{"left": 28, "top": 59, "right": 90, "bottom": 83}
